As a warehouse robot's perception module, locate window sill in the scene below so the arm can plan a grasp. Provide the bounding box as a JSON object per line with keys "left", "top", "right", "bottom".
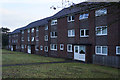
{"left": 80, "top": 36, "right": 89, "bottom": 37}
{"left": 96, "top": 34, "right": 107, "bottom": 36}
{"left": 68, "top": 36, "right": 75, "bottom": 37}
{"left": 96, "top": 53, "right": 107, "bottom": 56}
{"left": 67, "top": 51, "right": 73, "bottom": 52}
{"left": 51, "top": 37, "right": 57, "bottom": 38}
{"left": 68, "top": 20, "right": 75, "bottom": 23}
{"left": 51, "top": 49, "right": 57, "bottom": 51}
{"left": 51, "top": 24, "right": 57, "bottom": 26}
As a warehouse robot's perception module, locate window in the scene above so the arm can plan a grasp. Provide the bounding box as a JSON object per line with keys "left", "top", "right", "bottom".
{"left": 44, "top": 46, "right": 48, "bottom": 52}
{"left": 45, "top": 25, "right": 48, "bottom": 30}
{"left": 51, "top": 19, "right": 57, "bottom": 25}
{"left": 40, "top": 45, "right": 43, "bottom": 50}
{"left": 36, "top": 36, "right": 39, "bottom": 41}
{"left": 95, "top": 8, "right": 107, "bottom": 16}
{"left": 21, "top": 45, "right": 24, "bottom": 49}
{"left": 21, "top": 37, "right": 24, "bottom": 41}
{"left": 22, "top": 30, "right": 24, "bottom": 34}
{"left": 67, "top": 16, "right": 75, "bottom": 22}
{"left": 31, "top": 28, "right": 34, "bottom": 33}
{"left": 96, "top": 26, "right": 107, "bottom": 35}
{"left": 44, "top": 35, "right": 48, "bottom": 41}
{"left": 28, "top": 37, "right": 30, "bottom": 41}
{"left": 28, "top": 29, "right": 30, "bottom": 33}
{"left": 80, "top": 29, "right": 89, "bottom": 37}
{"left": 50, "top": 32, "right": 57, "bottom": 38}
{"left": 60, "top": 44, "right": 64, "bottom": 50}
{"left": 50, "top": 44, "right": 57, "bottom": 51}
{"left": 31, "top": 37, "right": 34, "bottom": 42}
{"left": 79, "top": 13, "right": 89, "bottom": 20}
{"left": 116, "top": 46, "right": 120, "bottom": 55}
{"left": 68, "top": 29, "right": 75, "bottom": 37}
{"left": 96, "top": 46, "right": 107, "bottom": 55}
{"left": 35, "top": 45, "right": 39, "bottom": 51}
{"left": 67, "top": 44, "right": 72, "bottom": 52}
{"left": 36, "top": 27, "right": 39, "bottom": 32}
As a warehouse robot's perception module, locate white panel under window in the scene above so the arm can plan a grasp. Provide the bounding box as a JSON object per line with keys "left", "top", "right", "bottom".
{"left": 116, "top": 46, "right": 120, "bottom": 54}
{"left": 95, "top": 8, "right": 107, "bottom": 16}
{"left": 60, "top": 44, "right": 64, "bottom": 50}
{"left": 67, "top": 44, "right": 72, "bottom": 52}
{"left": 68, "top": 29, "right": 75, "bottom": 37}
{"left": 96, "top": 46, "right": 107, "bottom": 55}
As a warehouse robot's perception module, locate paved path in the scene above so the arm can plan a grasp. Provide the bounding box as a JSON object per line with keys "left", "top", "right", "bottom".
{"left": 1, "top": 60, "right": 82, "bottom": 67}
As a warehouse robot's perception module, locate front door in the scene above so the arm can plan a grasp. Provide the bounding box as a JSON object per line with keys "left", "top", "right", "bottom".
{"left": 74, "top": 45, "right": 86, "bottom": 61}
{"left": 13, "top": 45, "right": 16, "bottom": 51}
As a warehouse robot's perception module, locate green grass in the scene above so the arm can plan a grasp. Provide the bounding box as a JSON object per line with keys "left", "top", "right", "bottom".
{"left": 2, "top": 49, "right": 120, "bottom": 78}
{"left": 2, "top": 49, "right": 65, "bottom": 65}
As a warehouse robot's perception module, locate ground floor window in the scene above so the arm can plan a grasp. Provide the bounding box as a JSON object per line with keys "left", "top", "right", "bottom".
{"left": 67, "top": 44, "right": 72, "bottom": 52}
{"left": 60, "top": 44, "right": 64, "bottom": 50}
{"left": 95, "top": 46, "right": 107, "bottom": 55}
{"left": 21, "top": 45, "right": 24, "bottom": 49}
{"left": 40, "top": 45, "right": 43, "bottom": 50}
{"left": 44, "top": 46, "right": 48, "bottom": 52}
{"left": 35, "top": 45, "right": 39, "bottom": 51}
{"left": 50, "top": 44, "right": 57, "bottom": 51}
{"left": 116, "top": 46, "right": 120, "bottom": 55}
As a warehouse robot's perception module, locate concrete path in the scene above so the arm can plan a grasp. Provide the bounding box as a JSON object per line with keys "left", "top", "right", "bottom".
{"left": 1, "top": 60, "right": 82, "bottom": 67}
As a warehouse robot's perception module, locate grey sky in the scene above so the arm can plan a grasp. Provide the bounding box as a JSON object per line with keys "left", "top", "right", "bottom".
{"left": 0, "top": 0, "right": 86, "bottom": 32}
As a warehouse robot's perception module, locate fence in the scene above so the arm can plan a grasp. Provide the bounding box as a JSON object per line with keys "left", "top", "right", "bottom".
{"left": 93, "top": 55, "right": 120, "bottom": 68}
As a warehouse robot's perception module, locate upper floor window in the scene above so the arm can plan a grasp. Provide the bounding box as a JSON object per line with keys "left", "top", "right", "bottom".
{"left": 116, "top": 46, "right": 120, "bottom": 55}
{"left": 96, "top": 26, "right": 107, "bottom": 36}
{"left": 45, "top": 25, "right": 48, "bottom": 30}
{"left": 22, "top": 30, "right": 24, "bottom": 34}
{"left": 21, "top": 37, "right": 24, "bottom": 41}
{"left": 31, "top": 28, "right": 34, "bottom": 33}
{"left": 50, "top": 44, "right": 57, "bottom": 51}
{"left": 35, "top": 36, "right": 39, "bottom": 41}
{"left": 28, "top": 37, "right": 30, "bottom": 42}
{"left": 44, "top": 35, "right": 48, "bottom": 41}
{"left": 51, "top": 19, "right": 57, "bottom": 25}
{"left": 36, "top": 27, "right": 39, "bottom": 32}
{"left": 44, "top": 46, "right": 48, "bottom": 52}
{"left": 95, "top": 8, "right": 107, "bottom": 16}
{"left": 60, "top": 44, "right": 64, "bottom": 50}
{"left": 28, "top": 29, "right": 30, "bottom": 33}
{"left": 67, "top": 44, "right": 72, "bottom": 52}
{"left": 80, "top": 29, "right": 89, "bottom": 37}
{"left": 50, "top": 32, "right": 57, "bottom": 38}
{"left": 68, "top": 29, "right": 75, "bottom": 37}
{"left": 67, "top": 15, "right": 75, "bottom": 22}
{"left": 40, "top": 45, "right": 43, "bottom": 50}
{"left": 79, "top": 13, "right": 89, "bottom": 20}
{"left": 31, "top": 37, "right": 34, "bottom": 42}
{"left": 96, "top": 46, "right": 107, "bottom": 55}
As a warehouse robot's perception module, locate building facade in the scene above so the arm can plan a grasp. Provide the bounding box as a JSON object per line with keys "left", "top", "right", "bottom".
{"left": 8, "top": 2, "right": 120, "bottom": 67}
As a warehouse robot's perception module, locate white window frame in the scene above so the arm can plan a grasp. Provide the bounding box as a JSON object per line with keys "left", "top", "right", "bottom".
{"left": 95, "top": 8, "right": 107, "bottom": 17}
{"left": 116, "top": 46, "right": 120, "bottom": 55}
{"left": 44, "top": 35, "right": 48, "bottom": 41}
{"left": 79, "top": 13, "right": 89, "bottom": 20}
{"left": 95, "top": 46, "right": 107, "bottom": 55}
{"left": 21, "top": 45, "right": 24, "bottom": 49}
{"left": 50, "top": 32, "right": 57, "bottom": 38}
{"left": 50, "top": 44, "right": 57, "bottom": 51}
{"left": 67, "top": 16, "right": 75, "bottom": 22}
{"left": 31, "top": 28, "right": 34, "bottom": 33}
{"left": 45, "top": 25, "right": 48, "bottom": 30}
{"left": 21, "top": 37, "right": 24, "bottom": 41}
{"left": 51, "top": 19, "right": 57, "bottom": 25}
{"left": 28, "top": 37, "right": 30, "bottom": 41}
{"left": 22, "top": 30, "right": 24, "bottom": 34}
{"left": 40, "top": 45, "right": 43, "bottom": 50}
{"left": 96, "top": 26, "right": 107, "bottom": 36}
{"left": 44, "top": 46, "right": 48, "bottom": 52}
{"left": 31, "top": 37, "right": 34, "bottom": 42}
{"left": 60, "top": 44, "right": 64, "bottom": 50}
{"left": 68, "top": 29, "right": 75, "bottom": 37}
{"left": 80, "top": 29, "right": 89, "bottom": 37}
{"left": 67, "top": 44, "right": 72, "bottom": 52}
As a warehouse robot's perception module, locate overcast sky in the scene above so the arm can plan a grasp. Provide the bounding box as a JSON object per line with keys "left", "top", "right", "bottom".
{"left": 0, "top": 0, "right": 86, "bottom": 32}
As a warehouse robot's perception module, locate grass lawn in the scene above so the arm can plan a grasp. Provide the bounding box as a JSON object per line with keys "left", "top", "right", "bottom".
{"left": 2, "top": 49, "right": 65, "bottom": 65}
{"left": 2, "top": 49, "right": 120, "bottom": 78}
